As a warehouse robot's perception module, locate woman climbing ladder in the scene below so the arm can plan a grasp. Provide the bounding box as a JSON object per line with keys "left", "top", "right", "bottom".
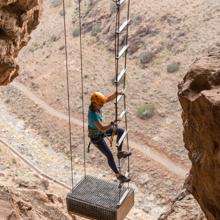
{"left": 88, "top": 91, "right": 131, "bottom": 183}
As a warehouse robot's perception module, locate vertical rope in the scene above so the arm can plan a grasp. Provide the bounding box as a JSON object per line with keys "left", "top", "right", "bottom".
{"left": 78, "top": 0, "right": 87, "bottom": 177}
{"left": 62, "top": 0, "right": 74, "bottom": 189}
{"left": 114, "top": 0, "right": 122, "bottom": 201}
{"left": 115, "top": 2, "right": 120, "bottom": 171}
{"left": 124, "top": 0, "right": 131, "bottom": 187}
{"left": 115, "top": 3, "right": 120, "bottom": 126}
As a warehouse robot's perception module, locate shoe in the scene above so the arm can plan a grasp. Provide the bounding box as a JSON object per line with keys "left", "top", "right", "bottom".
{"left": 117, "top": 151, "right": 132, "bottom": 159}
{"left": 117, "top": 174, "right": 131, "bottom": 183}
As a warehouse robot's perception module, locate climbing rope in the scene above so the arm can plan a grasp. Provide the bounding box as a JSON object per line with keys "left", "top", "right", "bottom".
{"left": 124, "top": 0, "right": 131, "bottom": 177}
{"left": 62, "top": 0, "right": 87, "bottom": 189}
{"left": 62, "top": 0, "right": 74, "bottom": 189}
{"left": 78, "top": 0, "right": 87, "bottom": 177}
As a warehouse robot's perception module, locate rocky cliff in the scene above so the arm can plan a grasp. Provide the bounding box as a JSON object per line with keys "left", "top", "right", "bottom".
{"left": 178, "top": 48, "right": 220, "bottom": 220}
{"left": 0, "top": 184, "right": 70, "bottom": 220}
{"left": 0, "top": 0, "right": 42, "bottom": 85}
{"left": 0, "top": 141, "right": 71, "bottom": 220}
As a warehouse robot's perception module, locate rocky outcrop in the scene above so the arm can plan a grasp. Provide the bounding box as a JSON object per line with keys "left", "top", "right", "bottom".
{"left": 158, "top": 191, "right": 206, "bottom": 220}
{"left": 0, "top": 184, "right": 70, "bottom": 220}
{"left": 0, "top": 140, "right": 72, "bottom": 220}
{"left": 0, "top": 0, "right": 42, "bottom": 85}
{"left": 178, "top": 48, "right": 220, "bottom": 220}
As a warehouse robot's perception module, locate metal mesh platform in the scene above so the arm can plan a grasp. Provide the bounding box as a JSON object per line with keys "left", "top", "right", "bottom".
{"left": 66, "top": 176, "right": 134, "bottom": 220}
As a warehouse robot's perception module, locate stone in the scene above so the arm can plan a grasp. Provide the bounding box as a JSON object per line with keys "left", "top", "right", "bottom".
{"left": 139, "top": 173, "right": 151, "bottom": 185}
{"left": 41, "top": 179, "right": 50, "bottom": 190}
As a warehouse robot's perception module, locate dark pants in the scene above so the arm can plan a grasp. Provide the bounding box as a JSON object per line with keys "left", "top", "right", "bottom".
{"left": 91, "top": 127, "right": 124, "bottom": 174}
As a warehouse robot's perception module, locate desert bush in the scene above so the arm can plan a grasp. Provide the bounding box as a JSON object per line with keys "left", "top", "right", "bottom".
{"left": 139, "top": 50, "right": 153, "bottom": 64}
{"left": 72, "top": 26, "right": 80, "bottom": 37}
{"left": 132, "top": 15, "right": 143, "bottom": 26}
{"left": 137, "top": 103, "right": 155, "bottom": 119}
{"left": 50, "top": 34, "right": 60, "bottom": 42}
{"left": 85, "top": 0, "right": 94, "bottom": 16}
{"left": 110, "top": 2, "right": 117, "bottom": 14}
{"left": 91, "top": 24, "right": 101, "bottom": 36}
{"left": 59, "top": 9, "right": 65, "bottom": 16}
{"left": 167, "top": 62, "right": 180, "bottom": 73}
{"left": 29, "top": 42, "right": 39, "bottom": 52}
{"left": 51, "top": 0, "right": 62, "bottom": 7}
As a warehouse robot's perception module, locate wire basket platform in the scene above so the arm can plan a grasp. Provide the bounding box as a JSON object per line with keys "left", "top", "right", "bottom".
{"left": 66, "top": 175, "right": 134, "bottom": 220}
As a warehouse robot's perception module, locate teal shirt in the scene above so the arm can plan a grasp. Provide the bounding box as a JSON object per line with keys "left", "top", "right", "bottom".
{"left": 88, "top": 108, "right": 103, "bottom": 129}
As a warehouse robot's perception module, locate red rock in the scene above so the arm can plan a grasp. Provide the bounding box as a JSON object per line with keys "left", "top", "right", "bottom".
{"left": 178, "top": 48, "right": 220, "bottom": 220}
{"left": 0, "top": 0, "right": 42, "bottom": 85}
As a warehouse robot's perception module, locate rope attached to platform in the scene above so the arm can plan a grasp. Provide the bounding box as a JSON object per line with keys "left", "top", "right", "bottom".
{"left": 78, "top": 0, "right": 87, "bottom": 178}
{"left": 62, "top": 0, "right": 74, "bottom": 189}
{"left": 62, "top": 0, "right": 87, "bottom": 188}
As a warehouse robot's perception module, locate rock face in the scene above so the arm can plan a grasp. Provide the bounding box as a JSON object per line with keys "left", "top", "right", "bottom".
{"left": 178, "top": 48, "right": 220, "bottom": 220}
{"left": 0, "top": 0, "right": 42, "bottom": 85}
{"left": 158, "top": 191, "right": 206, "bottom": 220}
{"left": 0, "top": 184, "right": 70, "bottom": 220}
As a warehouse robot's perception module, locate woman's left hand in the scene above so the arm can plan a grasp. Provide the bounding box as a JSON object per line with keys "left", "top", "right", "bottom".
{"left": 116, "top": 91, "right": 124, "bottom": 96}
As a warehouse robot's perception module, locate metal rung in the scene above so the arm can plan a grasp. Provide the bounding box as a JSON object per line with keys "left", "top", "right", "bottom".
{"left": 115, "top": 68, "right": 126, "bottom": 84}
{"left": 117, "top": 45, "right": 129, "bottom": 59}
{"left": 115, "top": 88, "right": 126, "bottom": 104}
{"left": 117, "top": 189, "right": 130, "bottom": 207}
{"left": 125, "top": 171, "right": 129, "bottom": 178}
{"left": 117, "top": 0, "right": 126, "bottom": 6}
{"left": 117, "top": 20, "right": 130, "bottom": 34}
{"left": 116, "top": 94, "right": 123, "bottom": 104}
{"left": 119, "top": 110, "right": 127, "bottom": 120}
{"left": 117, "top": 130, "right": 128, "bottom": 147}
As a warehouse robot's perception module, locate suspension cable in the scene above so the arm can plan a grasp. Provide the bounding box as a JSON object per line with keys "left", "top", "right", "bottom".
{"left": 115, "top": 0, "right": 122, "bottom": 200}
{"left": 124, "top": 0, "right": 131, "bottom": 183}
{"left": 115, "top": 1, "right": 121, "bottom": 171}
{"left": 78, "top": 0, "right": 87, "bottom": 177}
{"left": 62, "top": 0, "right": 74, "bottom": 189}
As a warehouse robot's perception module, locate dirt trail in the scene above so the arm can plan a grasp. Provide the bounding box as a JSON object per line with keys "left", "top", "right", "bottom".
{"left": 12, "top": 81, "right": 187, "bottom": 178}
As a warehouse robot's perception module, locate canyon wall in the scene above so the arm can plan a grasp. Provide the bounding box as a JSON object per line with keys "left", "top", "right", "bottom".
{"left": 178, "top": 48, "right": 220, "bottom": 220}
{"left": 0, "top": 0, "right": 42, "bottom": 85}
